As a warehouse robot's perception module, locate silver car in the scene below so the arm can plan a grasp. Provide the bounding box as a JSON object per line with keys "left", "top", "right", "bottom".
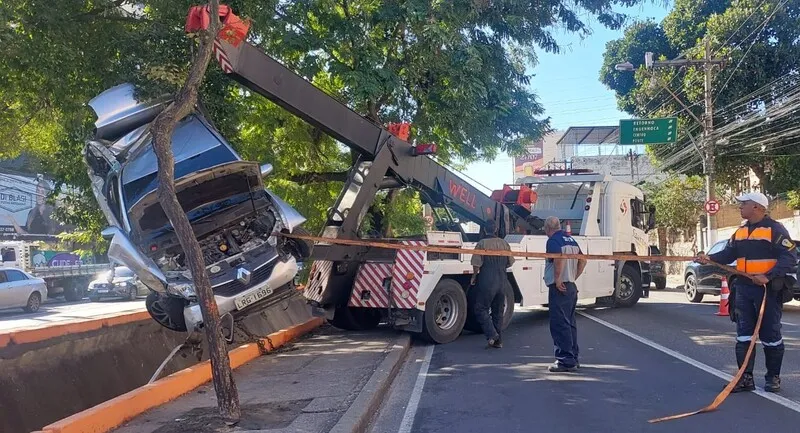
{"left": 87, "top": 266, "right": 148, "bottom": 301}
{"left": 0, "top": 267, "right": 48, "bottom": 313}
{"left": 82, "top": 83, "right": 312, "bottom": 333}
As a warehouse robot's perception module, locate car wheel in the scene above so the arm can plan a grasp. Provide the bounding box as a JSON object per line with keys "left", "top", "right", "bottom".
{"left": 146, "top": 291, "right": 188, "bottom": 332}
{"left": 421, "top": 279, "right": 467, "bottom": 344}
{"left": 127, "top": 286, "right": 137, "bottom": 301}
{"left": 24, "top": 292, "right": 41, "bottom": 313}
{"left": 685, "top": 274, "right": 704, "bottom": 303}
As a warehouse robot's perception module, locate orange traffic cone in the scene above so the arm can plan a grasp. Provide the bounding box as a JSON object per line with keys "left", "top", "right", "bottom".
{"left": 716, "top": 277, "right": 730, "bottom": 316}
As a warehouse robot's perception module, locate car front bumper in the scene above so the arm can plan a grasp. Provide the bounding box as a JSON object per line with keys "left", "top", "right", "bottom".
{"left": 182, "top": 256, "right": 298, "bottom": 330}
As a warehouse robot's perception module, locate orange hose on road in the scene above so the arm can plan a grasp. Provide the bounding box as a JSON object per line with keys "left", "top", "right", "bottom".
{"left": 648, "top": 287, "right": 766, "bottom": 423}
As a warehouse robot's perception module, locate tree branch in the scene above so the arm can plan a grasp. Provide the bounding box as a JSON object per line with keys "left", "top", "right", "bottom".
{"left": 149, "top": 0, "right": 241, "bottom": 422}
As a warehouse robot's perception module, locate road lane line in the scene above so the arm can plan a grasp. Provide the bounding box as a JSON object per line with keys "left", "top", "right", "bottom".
{"left": 578, "top": 311, "right": 800, "bottom": 414}
{"left": 398, "top": 344, "right": 435, "bottom": 433}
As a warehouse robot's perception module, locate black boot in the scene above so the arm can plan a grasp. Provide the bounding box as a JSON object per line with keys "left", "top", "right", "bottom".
{"left": 731, "top": 342, "right": 756, "bottom": 393}
{"left": 764, "top": 345, "right": 785, "bottom": 393}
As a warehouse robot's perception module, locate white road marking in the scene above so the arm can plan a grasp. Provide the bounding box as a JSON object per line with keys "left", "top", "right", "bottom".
{"left": 782, "top": 321, "right": 799, "bottom": 326}
{"left": 578, "top": 311, "right": 800, "bottom": 414}
{"left": 398, "top": 344, "right": 435, "bottom": 433}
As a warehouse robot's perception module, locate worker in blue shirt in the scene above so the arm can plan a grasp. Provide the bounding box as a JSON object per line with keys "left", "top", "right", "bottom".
{"left": 543, "top": 216, "right": 587, "bottom": 372}
{"left": 697, "top": 192, "right": 797, "bottom": 392}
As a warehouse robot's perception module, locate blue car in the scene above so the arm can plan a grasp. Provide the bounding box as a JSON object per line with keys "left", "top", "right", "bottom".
{"left": 684, "top": 238, "right": 800, "bottom": 303}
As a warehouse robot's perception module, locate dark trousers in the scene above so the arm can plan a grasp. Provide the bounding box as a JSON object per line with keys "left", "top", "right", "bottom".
{"left": 735, "top": 283, "right": 784, "bottom": 378}
{"left": 548, "top": 282, "right": 579, "bottom": 367}
{"left": 474, "top": 279, "right": 505, "bottom": 341}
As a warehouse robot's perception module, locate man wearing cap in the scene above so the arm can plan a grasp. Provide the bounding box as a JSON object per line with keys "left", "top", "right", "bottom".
{"left": 696, "top": 192, "right": 796, "bottom": 392}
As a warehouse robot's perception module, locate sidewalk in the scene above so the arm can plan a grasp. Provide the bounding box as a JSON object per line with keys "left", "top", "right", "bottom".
{"left": 112, "top": 325, "right": 408, "bottom": 433}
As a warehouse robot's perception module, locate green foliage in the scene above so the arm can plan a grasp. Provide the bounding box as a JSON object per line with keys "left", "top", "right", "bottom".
{"left": 600, "top": 0, "right": 800, "bottom": 194}
{"left": 643, "top": 175, "right": 706, "bottom": 232}
{"left": 787, "top": 190, "right": 800, "bottom": 210}
{"left": 3, "top": 0, "right": 648, "bottom": 242}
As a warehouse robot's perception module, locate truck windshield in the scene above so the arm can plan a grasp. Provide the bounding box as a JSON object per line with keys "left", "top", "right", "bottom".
{"left": 120, "top": 115, "right": 238, "bottom": 210}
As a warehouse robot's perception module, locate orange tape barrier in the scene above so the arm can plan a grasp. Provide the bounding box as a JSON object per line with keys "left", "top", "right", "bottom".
{"left": 0, "top": 311, "right": 150, "bottom": 349}
{"left": 38, "top": 317, "right": 324, "bottom": 433}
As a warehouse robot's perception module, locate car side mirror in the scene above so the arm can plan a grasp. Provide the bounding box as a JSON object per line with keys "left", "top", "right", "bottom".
{"left": 260, "top": 163, "right": 274, "bottom": 177}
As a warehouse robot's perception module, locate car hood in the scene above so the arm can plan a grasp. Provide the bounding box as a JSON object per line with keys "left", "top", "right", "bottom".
{"left": 127, "top": 161, "right": 265, "bottom": 239}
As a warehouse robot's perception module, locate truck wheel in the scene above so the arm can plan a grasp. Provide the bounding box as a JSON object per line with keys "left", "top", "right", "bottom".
{"left": 329, "top": 306, "right": 381, "bottom": 331}
{"left": 653, "top": 276, "right": 667, "bottom": 291}
{"left": 422, "top": 279, "right": 467, "bottom": 344}
{"left": 63, "top": 284, "right": 83, "bottom": 302}
{"left": 24, "top": 292, "right": 41, "bottom": 313}
{"left": 684, "top": 273, "right": 704, "bottom": 303}
{"left": 613, "top": 264, "right": 641, "bottom": 308}
{"left": 146, "top": 292, "right": 188, "bottom": 332}
{"left": 464, "top": 279, "right": 515, "bottom": 333}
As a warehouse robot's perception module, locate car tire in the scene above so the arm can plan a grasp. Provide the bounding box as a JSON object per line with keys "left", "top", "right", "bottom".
{"left": 685, "top": 273, "right": 704, "bottom": 303}
{"left": 653, "top": 276, "right": 667, "bottom": 291}
{"left": 24, "top": 292, "right": 41, "bottom": 313}
{"left": 421, "top": 279, "right": 467, "bottom": 344}
{"left": 146, "top": 291, "right": 188, "bottom": 332}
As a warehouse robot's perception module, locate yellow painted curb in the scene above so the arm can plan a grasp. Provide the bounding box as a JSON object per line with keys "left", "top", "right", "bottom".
{"left": 38, "top": 317, "right": 325, "bottom": 433}
{"left": 1, "top": 312, "right": 150, "bottom": 349}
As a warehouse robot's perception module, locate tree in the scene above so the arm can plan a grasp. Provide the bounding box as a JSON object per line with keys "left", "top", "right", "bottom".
{"left": 149, "top": 1, "right": 240, "bottom": 421}
{"left": 600, "top": 0, "right": 800, "bottom": 195}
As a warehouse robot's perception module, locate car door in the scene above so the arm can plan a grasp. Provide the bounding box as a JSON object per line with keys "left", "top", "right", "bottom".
{"left": 697, "top": 240, "right": 729, "bottom": 287}
{"left": 0, "top": 271, "right": 13, "bottom": 308}
{"left": 5, "top": 269, "right": 33, "bottom": 306}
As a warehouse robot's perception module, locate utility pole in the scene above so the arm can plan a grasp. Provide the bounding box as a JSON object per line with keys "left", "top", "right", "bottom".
{"left": 618, "top": 37, "right": 725, "bottom": 246}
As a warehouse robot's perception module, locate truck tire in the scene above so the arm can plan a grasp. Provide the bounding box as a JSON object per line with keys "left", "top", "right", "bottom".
{"left": 24, "top": 292, "right": 41, "bottom": 313}
{"left": 421, "top": 279, "right": 467, "bottom": 344}
{"left": 329, "top": 305, "right": 382, "bottom": 331}
{"left": 146, "top": 292, "right": 188, "bottom": 332}
{"left": 464, "top": 279, "right": 515, "bottom": 333}
{"left": 653, "top": 276, "right": 667, "bottom": 291}
{"left": 613, "top": 264, "right": 641, "bottom": 308}
{"left": 63, "top": 283, "right": 83, "bottom": 302}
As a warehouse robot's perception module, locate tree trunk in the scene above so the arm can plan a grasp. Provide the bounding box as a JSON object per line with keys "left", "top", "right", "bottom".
{"left": 149, "top": 0, "right": 240, "bottom": 422}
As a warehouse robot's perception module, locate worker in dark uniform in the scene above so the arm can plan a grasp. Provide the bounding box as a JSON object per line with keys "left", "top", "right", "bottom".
{"left": 470, "top": 220, "right": 514, "bottom": 349}
{"left": 697, "top": 192, "right": 796, "bottom": 392}
{"left": 543, "top": 216, "right": 587, "bottom": 372}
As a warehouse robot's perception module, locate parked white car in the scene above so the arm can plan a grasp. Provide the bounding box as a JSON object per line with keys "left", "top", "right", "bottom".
{"left": 0, "top": 267, "right": 48, "bottom": 313}
{"left": 87, "top": 266, "right": 147, "bottom": 302}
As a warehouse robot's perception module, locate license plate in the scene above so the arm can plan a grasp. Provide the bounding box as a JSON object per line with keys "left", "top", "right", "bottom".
{"left": 97, "top": 289, "right": 108, "bottom": 294}
{"left": 234, "top": 285, "right": 273, "bottom": 310}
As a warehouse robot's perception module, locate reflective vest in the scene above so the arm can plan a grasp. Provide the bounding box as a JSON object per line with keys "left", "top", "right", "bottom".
{"left": 733, "top": 221, "right": 779, "bottom": 274}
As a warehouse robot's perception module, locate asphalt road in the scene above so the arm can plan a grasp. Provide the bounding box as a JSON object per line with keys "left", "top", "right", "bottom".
{"left": 370, "top": 284, "right": 800, "bottom": 433}
{"left": 0, "top": 297, "right": 146, "bottom": 333}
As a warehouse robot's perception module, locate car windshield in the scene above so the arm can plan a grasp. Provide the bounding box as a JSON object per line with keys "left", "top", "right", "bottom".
{"left": 120, "top": 114, "right": 238, "bottom": 210}
{"left": 102, "top": 267, "right": 134, "bottom": 279}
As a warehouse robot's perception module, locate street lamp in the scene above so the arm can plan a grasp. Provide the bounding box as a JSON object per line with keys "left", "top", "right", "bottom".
{"left": 613, "top": 42, "right": 725, "bottom": 249}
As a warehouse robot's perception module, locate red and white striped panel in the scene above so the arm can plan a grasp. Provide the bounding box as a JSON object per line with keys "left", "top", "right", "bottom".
{"left": 303, "top": 260, "right": 332, "bottom": 303}
{"left": 349, "top": 263, "right": 393, "bottom": 308}
{"left": 390, "top": 241, "right": 426, "bottom": 309}
{"left": 213, "top": 39, "right": 233, "bottom": 73}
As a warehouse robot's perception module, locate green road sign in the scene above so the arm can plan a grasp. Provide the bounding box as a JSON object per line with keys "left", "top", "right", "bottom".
{"left": 619, "top": 117, "right": 678, "bottom": 145}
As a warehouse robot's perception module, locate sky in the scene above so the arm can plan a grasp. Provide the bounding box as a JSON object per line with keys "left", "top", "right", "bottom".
{"left": 462, "top": 2, "right": 672, "bottom": 193}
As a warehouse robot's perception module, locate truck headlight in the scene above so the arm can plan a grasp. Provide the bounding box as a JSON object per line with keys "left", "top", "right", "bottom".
{"left": 167, "top": 282, "right": 197, "bottom": 299}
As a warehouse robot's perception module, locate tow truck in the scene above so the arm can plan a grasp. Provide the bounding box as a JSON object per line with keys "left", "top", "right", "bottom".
{"left": 184, "top": 5, "right": 664, "bottom": 343}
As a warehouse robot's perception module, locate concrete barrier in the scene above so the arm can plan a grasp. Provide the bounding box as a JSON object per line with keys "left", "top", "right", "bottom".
{"left": 1, "top": 291, "right": 315, "bottom": 433}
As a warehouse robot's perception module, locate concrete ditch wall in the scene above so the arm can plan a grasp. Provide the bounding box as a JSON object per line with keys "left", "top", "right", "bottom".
{"left": 1, "top": 291, "right": 314, "bottom": 433}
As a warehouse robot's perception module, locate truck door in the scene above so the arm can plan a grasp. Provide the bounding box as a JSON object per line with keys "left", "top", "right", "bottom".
{"left": 0, "top": 247, "right": 19, "bottom": 268}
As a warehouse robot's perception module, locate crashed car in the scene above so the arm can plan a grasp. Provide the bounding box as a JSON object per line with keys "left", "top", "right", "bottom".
{"left": 82, "top": 83, "right": 311, "bottom": 333}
